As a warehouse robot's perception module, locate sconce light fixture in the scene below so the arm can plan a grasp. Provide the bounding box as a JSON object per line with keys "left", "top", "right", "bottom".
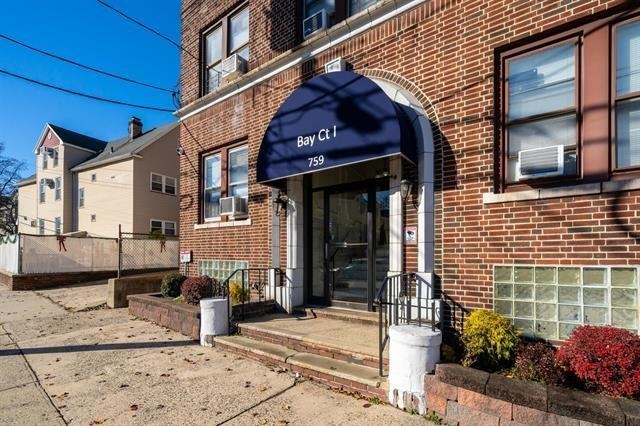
{"left": 273, "top": 191, "right": 289, "bottom": 217}
{"left": 400, "top": 179, "right": 418, "bottom": 209}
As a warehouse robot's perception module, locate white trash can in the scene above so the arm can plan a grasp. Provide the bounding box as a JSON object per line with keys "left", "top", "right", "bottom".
{"left": 388, "top": 324, "right": 442, "bottom": 414}
{"left": 200, "top": 297, "right": 229, "bottom": 347}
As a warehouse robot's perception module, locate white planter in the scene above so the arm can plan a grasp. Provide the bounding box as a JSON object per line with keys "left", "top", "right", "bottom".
{"left": 200, "top": 297, "right": 229, "bottom": 347}
{"left": 388, "top": 324, "right": 442, "bottom": 414}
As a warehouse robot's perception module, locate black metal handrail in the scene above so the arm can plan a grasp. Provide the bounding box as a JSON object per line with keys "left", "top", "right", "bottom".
{"left": 221, "top": 267, "right": 285, "bottom": 334}
{"left": 373, "top": 272, "right": 443, "bottom": 377}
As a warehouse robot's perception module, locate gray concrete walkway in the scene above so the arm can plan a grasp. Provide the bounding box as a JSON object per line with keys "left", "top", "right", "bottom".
{"left": 0, "top": 282, "right": 431, "bottom": 425}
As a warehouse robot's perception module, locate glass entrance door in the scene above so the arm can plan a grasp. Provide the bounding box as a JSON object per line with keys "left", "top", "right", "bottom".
{"left": 310, "top": 182, "right": 389, "bottom": 310}
{"left": 327, "top": 189, "right": 370, "bottom": 304}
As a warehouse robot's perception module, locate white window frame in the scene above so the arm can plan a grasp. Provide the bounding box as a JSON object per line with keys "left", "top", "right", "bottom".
{"left": 54, "top": 177, "right": 61, "bottom": 201}
{"left": 42, "top": 152, "right": 48, "bottom": 170}
{"left": 150, "top": 219, "right": 176, "bottom": 235}
{"left": 203, "top": 153, "right": 222, "bottom": 221}
{"left": 150, "top": 172, "right": 177, "bottom": 195}
{"left": 78, "top": 187, "right": 85, "bottom": 208}
{"left": 52, "top": 148, "right": 59, "bottom": 167}
{"left": 38, "top": 219, "right": 45, "bottom": 235}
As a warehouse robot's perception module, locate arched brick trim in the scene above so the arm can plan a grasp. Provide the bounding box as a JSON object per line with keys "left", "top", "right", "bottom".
{"left": 357, "top": 68, "right": 444, "bottom": 287}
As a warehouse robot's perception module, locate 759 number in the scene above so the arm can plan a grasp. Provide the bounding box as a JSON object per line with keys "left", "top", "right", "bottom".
{"left": 308, "top": 155, "right": 324, "bottom": 168}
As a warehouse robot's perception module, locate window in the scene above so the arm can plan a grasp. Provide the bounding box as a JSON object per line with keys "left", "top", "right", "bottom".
{"left": 52, "top": 148, "right": 59, "bottom": 167}
{"left": 165, "top": 177, "right": 176, "bottom": 195}
{"left": 78, "top": 188, "right": 85, "bottom": 208}
{"left": 90, "top": 214, "right": 96, "bottom": 222}
{"left": 498, "top": 9, "right": 640, "bottom": 190}
{"left": 54, "top": 177, "right": 61, "bottom": 200}
{"left": 504, "top": 41, "right": 577, "bottom": 183}
{"left": 304, "top": 0, "right": 334, "bottom": 20}
{"left": 203, "top": 5, "right": 249, "bottom": 94}
{"left": 54, "top": 217, "right": 61, "bottom": 235}
{"left": 39, "top": 181, "right": 45, "bottom": 203}
{"left": 203, "top": 153, "right": 222, "bottom": 219}
{"left": 202, "top": 144, "right": 249, "bottom": 221}
{"left": 303, "top": 0, "right": 380, "bottom": 32}
{"left": 228, "top": 146, "right": 248, "bottom": 197}
{"left": 150, "top": 219, "right": 176, "bottom": 235}
{"left": 38, "top": 219, "right": 45, "bottom": 235}
{"left": 91, "top": 173, "right": 97, "bottom": 182}
{"left": 165, "top": 222, "right": 176, "bottom": 236}
{"left": 150, "top": 173, "right": 177, "bottom": 195}
{"left": 349, "top": 0, "right": 378, "bottom": 16}
{"left": 42, "top": 152, "right": 48, "bottom": 169}
{"left": 151, "top": 173, "right": 163, "bottom": 192}
{"left": 615, "top": 20, "right": 640, "bottom": 168}
{"left": 150, "top": 220, "right": 162, "bottom": 233}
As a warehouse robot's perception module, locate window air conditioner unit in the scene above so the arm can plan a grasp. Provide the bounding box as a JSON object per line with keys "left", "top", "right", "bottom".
{"left": 219, "top": 196, "right": 248, "bottom": 218}
{"left": 303, "top": 9, "right": 327, "bottom": 39}
{"left": 221, "top": 54, "right": 247, "bottom": 81}
{"left": 517, "top": 145, "right": 564, "bottom": 180}
{"left": 39, "top": 147, "right": 54, "bottom": 157}
{"left": 30, "top": 220, "right": 37, "bottom": 227}
{"left": 40, "top": 178, "right": 55, "bottom": 188}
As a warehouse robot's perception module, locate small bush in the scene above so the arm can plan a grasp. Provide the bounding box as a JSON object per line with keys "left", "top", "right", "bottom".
{"left": 461, "top": 310, "right": 519, "bottom": 370}
{"left": 181, "top": 276, "right": 214, "bottom": 305}
{"left": 160, "top": 272, "right": 186, "bottom": 298}
{"left": 557, "top": 325, "right": 640, "bottom": 399}
{"left": 229, "top": 282, "right": 250, "bottom": 305}
{"left": 513, "top": 340, "right": 564, "bottom": 386}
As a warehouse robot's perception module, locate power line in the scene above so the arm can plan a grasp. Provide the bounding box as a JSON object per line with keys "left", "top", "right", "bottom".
{"left": 95, "top": 0, "right": 198, "bottom": 62}
{"left": 0, "top": 33, "right": 175, "bottom": 94}
{"left": 0, "top": 68, "right": 174, "bottom": 113}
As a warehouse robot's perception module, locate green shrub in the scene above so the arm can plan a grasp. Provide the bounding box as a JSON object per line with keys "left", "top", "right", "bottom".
{"left": 181, "top": 276, "right": 214, "bottom": 305}
{"left": 461, "top": 310, "right": 519, "bottom": 371}
{"left": 161, "top": 272, "right": 187, "bottom": 298}
{"left": 229, "top": 282, "right": 250, "bottom": 305}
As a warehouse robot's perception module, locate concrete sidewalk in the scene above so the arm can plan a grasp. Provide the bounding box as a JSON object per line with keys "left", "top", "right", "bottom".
{"left": 0, "top": 283, "right": 431, "bottom": 425}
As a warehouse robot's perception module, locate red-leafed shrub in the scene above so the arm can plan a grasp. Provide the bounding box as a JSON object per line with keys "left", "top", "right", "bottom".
{"left": 513, "top": 341, "right": 564, "bottom": 386}
{"left": 557, "top": 325, "right": 640, "bottom": 399}
{"left": 180, "top": 276, "right": 214, "bottom": 305}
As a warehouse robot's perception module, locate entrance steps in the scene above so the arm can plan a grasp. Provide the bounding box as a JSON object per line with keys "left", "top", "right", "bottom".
{"left": 213, "top": 309, "right": 388, "bottom": 401}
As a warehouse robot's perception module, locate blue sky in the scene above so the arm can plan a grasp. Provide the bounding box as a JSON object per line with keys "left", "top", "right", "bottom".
{"left": 0, "top": 0, "right": 181, "bottom": 177}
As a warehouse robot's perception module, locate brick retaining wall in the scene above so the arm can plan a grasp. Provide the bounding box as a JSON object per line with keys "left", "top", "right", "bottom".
{"left": 128, "top": 293, "right": 200, "bottom": 340}
{"left": 425, "top": 364, "right": 640, "bottom": 426}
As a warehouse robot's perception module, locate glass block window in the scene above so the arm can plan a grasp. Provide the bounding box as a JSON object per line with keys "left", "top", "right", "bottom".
{"left": 198, "top": 259, "right": 248, "bottom": 284}
{"left": 494, "top": 265, "right": 640, "bottom": 340}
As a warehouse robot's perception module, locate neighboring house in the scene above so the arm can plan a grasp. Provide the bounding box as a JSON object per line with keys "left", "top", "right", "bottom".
{"left": 176, "top": 0, "right": 640, "bottom": 339}
{"left": 17, "top": 118, "right": 179, "bottom": 238}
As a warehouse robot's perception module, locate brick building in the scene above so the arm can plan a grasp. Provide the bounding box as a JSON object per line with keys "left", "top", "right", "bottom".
{"left": 176, "top": 0, "right": 640, "bottom": 340}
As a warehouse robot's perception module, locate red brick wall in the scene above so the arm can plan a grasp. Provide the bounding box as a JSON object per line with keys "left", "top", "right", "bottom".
{"left": 178, "top": 0, "right": 637, "bottom": 309}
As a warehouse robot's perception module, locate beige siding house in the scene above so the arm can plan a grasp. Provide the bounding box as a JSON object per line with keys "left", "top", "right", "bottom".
{"left": 17, "top": 118, "right": 179, "bottom": 238}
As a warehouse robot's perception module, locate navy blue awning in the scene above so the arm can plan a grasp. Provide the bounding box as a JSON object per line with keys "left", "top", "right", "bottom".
{"left": 257, "top": 71, "right": 416, "bottom": 184}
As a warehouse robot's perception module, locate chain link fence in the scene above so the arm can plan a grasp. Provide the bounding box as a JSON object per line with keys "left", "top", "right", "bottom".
{"left": 118, "top": 230, "right": 179, "bottom": 277}
{"left": 0, "top": 228, "right": 179, "bottom": 275}
{"left": 20, "top": 234, "right": 118, "bottom": 274}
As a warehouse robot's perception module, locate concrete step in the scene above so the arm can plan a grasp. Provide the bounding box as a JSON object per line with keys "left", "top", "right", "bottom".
{"left": 295, "top": 306, "right": 380, "bottom": 326}
{"left": 215, "top": 335, "right": 387, "bottom": 401}
{"left": 236, "top": 313, "right": 388, "bottom": 368}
